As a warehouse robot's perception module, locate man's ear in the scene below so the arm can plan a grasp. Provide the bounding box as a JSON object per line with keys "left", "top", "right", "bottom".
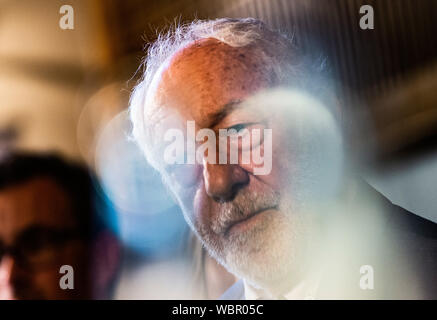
{"left": 91, "top": 230, "right": 122, "bottom": 298}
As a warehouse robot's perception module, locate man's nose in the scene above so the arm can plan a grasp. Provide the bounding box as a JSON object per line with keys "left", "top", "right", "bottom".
{"left": 202, "top": 162, "right": 249, "bottom": 202}
{"left": 0, "top": 256, "right": 15, "bottom": 299}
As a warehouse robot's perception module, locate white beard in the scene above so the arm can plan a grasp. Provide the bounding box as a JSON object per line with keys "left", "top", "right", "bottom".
{"left": 220, "top": 190, "right": 315, "bottom": 295}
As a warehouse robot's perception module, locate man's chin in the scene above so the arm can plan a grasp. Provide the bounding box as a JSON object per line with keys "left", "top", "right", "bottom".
{"left": 220, "top": 210, "right": 306, "bottom": 290}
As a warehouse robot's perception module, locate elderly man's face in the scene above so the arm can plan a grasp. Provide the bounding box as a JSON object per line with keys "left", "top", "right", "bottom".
{"left": 147, "top": 39, "right": 342, "bottom": 290}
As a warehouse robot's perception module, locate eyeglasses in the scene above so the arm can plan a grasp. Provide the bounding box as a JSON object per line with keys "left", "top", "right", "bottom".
{"left": 0, "top": 226, "right": 82, "bottom": 271}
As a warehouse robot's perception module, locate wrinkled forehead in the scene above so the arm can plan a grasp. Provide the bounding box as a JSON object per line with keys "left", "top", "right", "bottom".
{"left": 147, "top": 38, "right": 273, "bottom": 129}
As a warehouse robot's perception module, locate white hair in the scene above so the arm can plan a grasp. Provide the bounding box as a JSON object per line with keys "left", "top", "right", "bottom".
{"left": 129, "top": 18, "right": 327, "bottom": 167}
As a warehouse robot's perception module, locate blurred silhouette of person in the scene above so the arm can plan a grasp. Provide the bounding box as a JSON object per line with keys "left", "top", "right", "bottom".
{"left": 0, "top": 152, "right": 120, "bottom": 299}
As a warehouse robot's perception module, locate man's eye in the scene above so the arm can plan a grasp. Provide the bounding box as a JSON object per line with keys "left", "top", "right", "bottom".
{"left": 225, "top": 122, "right": 266, "bottom": 150}
{"left": 228, "top": 123, "right": 249, "bottom": 132}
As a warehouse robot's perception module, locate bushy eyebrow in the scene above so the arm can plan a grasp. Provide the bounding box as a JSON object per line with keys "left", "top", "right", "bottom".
{"left": 208, "top": 100, "right": 243, "bottom": 128}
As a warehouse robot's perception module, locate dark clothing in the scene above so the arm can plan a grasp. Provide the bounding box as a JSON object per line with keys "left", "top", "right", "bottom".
{"left": 221, "top": 183, "right": 437, "bottom": 299}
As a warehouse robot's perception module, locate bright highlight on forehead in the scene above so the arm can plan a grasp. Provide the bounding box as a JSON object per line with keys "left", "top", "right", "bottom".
{"left": 147, "top": 38, "right": 274, "bottom": 128}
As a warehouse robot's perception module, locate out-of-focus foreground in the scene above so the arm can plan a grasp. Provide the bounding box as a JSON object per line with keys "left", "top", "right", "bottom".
{"left": 0, "top": 0, "right": 436, "bottom": 299}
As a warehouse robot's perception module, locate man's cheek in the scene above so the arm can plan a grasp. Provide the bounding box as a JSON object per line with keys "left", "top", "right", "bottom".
{"left": 251, "top": 148, "right": 287, "bottom": 193}
{"left": 239, "top": 144, "right": 272, "bottom": 176}
{"left": 167, "top": 176, "right": 196, "bottom": 216}
{"left": 191, "top": 187, "right": 210, "bottom": 228}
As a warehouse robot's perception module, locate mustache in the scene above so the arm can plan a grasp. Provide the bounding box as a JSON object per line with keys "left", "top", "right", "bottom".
{"left": 211, "top": 187, "right": 280, "bottom": 235}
